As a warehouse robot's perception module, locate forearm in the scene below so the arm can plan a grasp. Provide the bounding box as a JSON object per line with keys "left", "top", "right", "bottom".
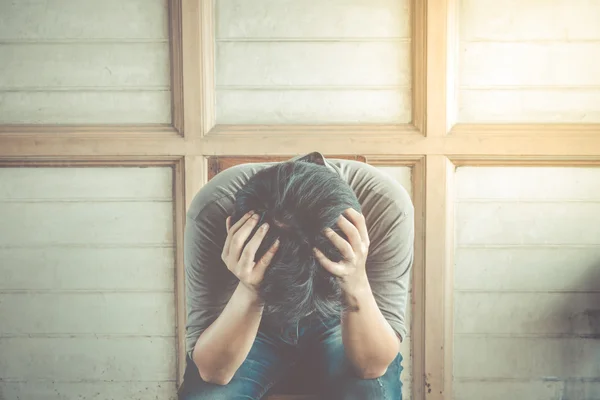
{"left": 341, "top": 277, "right": 400, "bottom": 379}
{"left": 192, "top": 282, "right": 263, "bottom": 385}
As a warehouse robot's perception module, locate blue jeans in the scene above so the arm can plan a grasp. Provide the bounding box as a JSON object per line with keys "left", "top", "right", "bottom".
{"left": 178, "top": 317, "right": 403, "bottom": 400}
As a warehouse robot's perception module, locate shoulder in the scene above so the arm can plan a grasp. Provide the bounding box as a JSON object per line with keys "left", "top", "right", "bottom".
{"left": 186, "top": 161, "right": 274, "bottom": 222}
{"left": 328, "top": 159, "right": 414, "bottom": 215}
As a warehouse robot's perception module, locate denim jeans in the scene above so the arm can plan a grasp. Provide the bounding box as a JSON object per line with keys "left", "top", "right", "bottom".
{"left": 178, "top": 317, "right": 403, "bottom": 400}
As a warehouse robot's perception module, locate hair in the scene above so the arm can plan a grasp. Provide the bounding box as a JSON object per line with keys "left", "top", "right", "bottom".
{"left": 230, "top": 160, "right": 361, "bottom": 325}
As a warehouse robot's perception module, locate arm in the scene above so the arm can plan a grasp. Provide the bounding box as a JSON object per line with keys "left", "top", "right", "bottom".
{"left": 340, "top": 275, "right": 400, "bottom": 379}
{"left": 314, "top": 207, "right": 413, "bottom": 379}
{"left": 190, "top": 212, "right": 279, "bottom": 385}
{"left": 192, "top": 282, "right": 263, "bottom": 385}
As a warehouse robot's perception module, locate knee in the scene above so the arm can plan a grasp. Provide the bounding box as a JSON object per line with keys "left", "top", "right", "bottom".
{"left": 179, "top": 379, "right": 260, "bottom": 400}
{"left": 337, "top": 355, "right": 404, "bottom": 400}
{"left": 338, "top": 375, "right": 402, "bottom": 400}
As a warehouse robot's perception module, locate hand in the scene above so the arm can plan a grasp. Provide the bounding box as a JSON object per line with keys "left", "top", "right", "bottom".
{"left": 313, "top": 208, "right": 370, "bottom": 291}
{"left": 221, "top": 211, "right": 280, "bottom": 294}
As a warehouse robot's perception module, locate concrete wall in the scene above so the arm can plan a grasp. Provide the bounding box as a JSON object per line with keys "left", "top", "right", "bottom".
{"left": 454, "top": 167, "right": 600, "bottom": 400}
{"left": 458, "top": 0, "right": 600, "bottom": 122}
{"left": 0, "top": 167, "right": 177, "bottom": 400}
{"left": 0, "top": 0, "right": 171, "bottom": 124}
{"left": 215, "top": 0, "right": 412, "bottom": 124}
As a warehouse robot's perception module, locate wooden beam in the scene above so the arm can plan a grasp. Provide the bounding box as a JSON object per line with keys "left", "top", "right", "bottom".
{"left": 424, "top": 155, "right": 454, "bottom": 400}
{"left": 0, "top": 157, "right": 181, "bottom": 166}
{"left": 206, "top": 124, "right": 420, "bottom": 137}
{"left": 201, "top": 129, "right": 600, "bottom": 157}
{"left": 0, "top": 125, "right": 179, "bottom": 136}
{"left": 411, "top": 157, "right": 426, "bottom": 400}
{"left": 184, "top": 156, "right": 207, "bottom": 211}
{"left": 169, "top": 0, "right": 184, "bottom": 135}
{"left": 366, "top": 157, "right": 426, "bottom": 400}
{"left": 425, "top": 0, "right": 449, "bottom": 136}
{"left": 451, "top": 123, "right": 600, "bottom": 136}
{"left": 181, "top": 0, "right": 203, "bottom": 138}
{"left": 173, "top": 157, "right": 187, "bottom": 386}
{"left": 3, "top": 124, "right": 600, "bottom": 158}
{"left": 0, "top": 133, "right": 188, "bottom": 157}
{"left": 200, "top": 0, "right": 216, "bottom": 135}
{"left": 412, "top": 0, "right": 427, "bottom": 134}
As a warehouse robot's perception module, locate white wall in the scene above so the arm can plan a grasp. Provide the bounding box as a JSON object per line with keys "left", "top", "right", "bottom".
{"left": 0, "top": 167, "right": 177, "bottom": 400}
{"left": 454, "top": 167, "right": 600, "bottom": 400}
{"left": 215, "top": 0, "right": 412, "bottom": 124}
{"left": 377, "top": 166, "right": 413, "bottom": 399}
{"left": 458, "top": 0, "right": 600, "bottom": 122}
{"left": 0, "top": 0, "right": 171, "bottom": 124}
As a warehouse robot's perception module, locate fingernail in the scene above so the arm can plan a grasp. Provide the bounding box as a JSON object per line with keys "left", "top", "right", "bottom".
{"left": 274, "top": 239, "right": 280, "bottom": 247}
{"left": 247, "top": 210, "right": 255, "bottom": 216}
{"left": 252, "top": 213, "right": 260, "bottom": 220}
{"left": 261, "top": 223, "right": 269, "bottom": 230}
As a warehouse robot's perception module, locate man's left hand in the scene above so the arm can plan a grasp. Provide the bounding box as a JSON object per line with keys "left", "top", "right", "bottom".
{"left": 313, "top": 208, "right": 370, "bottom": 292}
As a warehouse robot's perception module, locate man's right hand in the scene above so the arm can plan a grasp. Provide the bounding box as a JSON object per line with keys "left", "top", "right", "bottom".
{"left": 221, "top": 211, "right": 280, "bottom": 294}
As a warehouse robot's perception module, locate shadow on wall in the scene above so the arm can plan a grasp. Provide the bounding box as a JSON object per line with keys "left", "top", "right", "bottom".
{"left": 555, "top": 260, "right": 600, "bottom": 399}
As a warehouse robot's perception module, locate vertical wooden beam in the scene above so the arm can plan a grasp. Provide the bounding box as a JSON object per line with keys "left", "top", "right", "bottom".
{"left": 184, "top": 155, "right": 207, "bottom": 210}
{"left": 173, "top": 158, "right": 187, "bottom": 386}
{"left": 411, "top": 157, "right": 426, "bottom": 400}
{"left": 168, "top": 0, "right": 184, "bottom": 135}
{"left": 424, "top": 155, "right": 455, "bottom": 400}
{"left": 412, "top": 0, "right": 427, "bottom": 134}
{"left": 181, "top": 0, "right": 203, "bottom": 137}
{"left": 200, "top": 0, "right": 216, "bottom": 135}
{"left": 445, "top": 0, "right": 459, "bottom": 130}
{"left": 425, "top": 0, "right": 451, "bottom": 136}
{"left": 174, "top": 155, "right": 207, "bottom": 387}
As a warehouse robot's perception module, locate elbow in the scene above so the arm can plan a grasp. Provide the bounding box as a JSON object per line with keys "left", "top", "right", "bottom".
{"left": 198, "top": 368, "right": 234, "bottom": 386}
{"left": 357, "top": 366, "right": 388, "bottom": 380}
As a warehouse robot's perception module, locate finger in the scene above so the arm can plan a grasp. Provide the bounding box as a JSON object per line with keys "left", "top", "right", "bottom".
{"left": 229, "top": 211, "right": 255, "bottom": 236}
{"left": 223, "top": 211, "right": 254, "bottom": 259}
{"left": 254, "top": 238, "right": 280, "bottom": 279}
{"left": 229, "top": 213, "right": 261, "bottom": 262}
{"left": 323, "top": 227, "right": 354, "bottom": 260}
{"left": 313, "top": 247, "right": 345, "bottom": 276}
{"left": 344, "top": 208, "right": 369, "bottom": 244}
{"left": 336, "top": 214, "right": 363, "bottom": 250}
{"left": 239, "top": 222, "right": 270, "bottom": 265}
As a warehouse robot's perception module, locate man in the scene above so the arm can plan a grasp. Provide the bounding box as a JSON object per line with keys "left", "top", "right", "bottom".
{"left": 179, "top": 152, "right": 414, "bottom": 400}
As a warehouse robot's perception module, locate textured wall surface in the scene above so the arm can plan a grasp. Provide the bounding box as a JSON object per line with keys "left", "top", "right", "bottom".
{"left": 0, "top": 0, "right": 171, "bottom": 124}
{"left": 215, "top": 0, "right": 412, "bottom": 124}
{"left": 454, "top": 167, "right": 600, "bottom": 400}
{"left": 458, "top": 0, "right": 600, "bottom": 122}
{"left": 0, "top": 167, "right": 177, "bottom": 400}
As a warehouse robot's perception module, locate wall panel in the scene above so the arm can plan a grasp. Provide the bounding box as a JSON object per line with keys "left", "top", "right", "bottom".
{"left": 453, "top": 167, "right": 600, "bottom": 400}
{"left": 0, "top": 0, "right": 171, "bottom": 124}
{"left": 458, "top": 0, "right": 600, "bottom": 122}
{"left": 215, "top": 0, "right": 412, "bottom": 124}
{"left": 0, "top": 167, "right": 176, "bottom": 400}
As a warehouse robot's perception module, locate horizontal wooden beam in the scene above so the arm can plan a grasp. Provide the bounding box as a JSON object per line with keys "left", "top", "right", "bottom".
{"left": 207, "top": 124, "right": 421, "bottom": 136}
{"left": 0, "top": 134, "right": 189, "bottom": 157}
{"left": 201, "top": 130, "right": 600, "bottom": 157}
{"left": 451, "top": 123, "right": 600, "bottom": 136}
{"left": 0, "top": 125, "right": 179, "bottom": 136}
{"left": 2, "top": 124, "right": 600, "bottom": 159}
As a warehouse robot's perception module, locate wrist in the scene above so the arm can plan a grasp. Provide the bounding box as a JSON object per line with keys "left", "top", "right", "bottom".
{"left": 340, "top": 272, "right": 371, "bottom": 297}
{"left": 235, "top": 282, "right": 263, "bottom": 309}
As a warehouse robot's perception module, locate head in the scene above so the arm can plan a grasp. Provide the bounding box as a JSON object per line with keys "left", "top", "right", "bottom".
{"left": 230, "top": 159, "right": 361, "bottom": 325}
